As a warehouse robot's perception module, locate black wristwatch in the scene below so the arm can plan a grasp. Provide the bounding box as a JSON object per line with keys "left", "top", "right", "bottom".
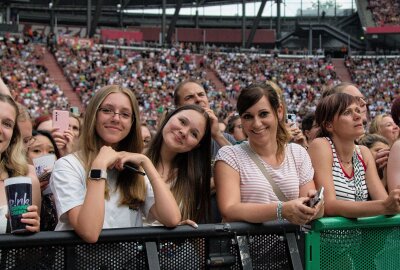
{"left": 88, "top": 169, "right": 107, "bottom": 181}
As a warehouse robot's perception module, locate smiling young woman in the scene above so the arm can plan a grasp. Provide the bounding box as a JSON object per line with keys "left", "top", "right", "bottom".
{"left": 50, "top": 85, "right": 181, "bottom": 243}
{"left": 214, "top": 82, "right": 323, "bottom": 225}
{"left": 0, "top": 93, "right": 41, "bottom": 234}
{"left": 146, "top": 104, "right": 212, "bottom": 226}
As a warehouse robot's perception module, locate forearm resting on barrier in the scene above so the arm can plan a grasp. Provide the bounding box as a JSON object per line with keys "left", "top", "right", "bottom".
{"left": 324, "top": 193, "right": 400, "bottom": 218}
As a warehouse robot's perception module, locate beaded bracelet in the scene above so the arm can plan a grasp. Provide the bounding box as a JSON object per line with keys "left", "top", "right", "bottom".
{"left": 276, "top": 201, "right": 283, "bottom": 221}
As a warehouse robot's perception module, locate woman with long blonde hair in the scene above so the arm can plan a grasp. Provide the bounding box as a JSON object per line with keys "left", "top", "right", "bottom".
{"left": 51, "top": 85, "right": 180, "bottom": 243}
{"left": 0, "top": 94, "right": 41, "bottom": 233}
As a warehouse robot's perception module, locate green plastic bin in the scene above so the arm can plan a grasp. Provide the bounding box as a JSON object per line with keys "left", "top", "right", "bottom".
{"left": 305, "top": 215, "right": 400, "bottom": 270}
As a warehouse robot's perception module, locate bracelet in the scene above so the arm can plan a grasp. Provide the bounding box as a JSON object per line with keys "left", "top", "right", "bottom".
{"left": 276, "top": 201, "right": 283, "bottom": 221}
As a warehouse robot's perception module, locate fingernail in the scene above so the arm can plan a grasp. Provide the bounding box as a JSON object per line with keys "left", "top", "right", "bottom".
{"left": 193, "top": 223, "right": 198, "bottom": 229}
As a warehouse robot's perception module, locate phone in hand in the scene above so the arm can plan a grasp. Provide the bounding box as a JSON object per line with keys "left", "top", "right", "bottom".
{"left": 70, "top": 106, "right": 80, "bottom": 116}
{"left": 146, "top": 119, "right": 156, "bottom": 127}
{"left": 52, "top": 110, "right": 70, "bottom": 133}
{"left": 306, "top": 187, "right": 324, "bottom": 208}
{"left": 286, "top": 113, "right": 297, "bottom": 125}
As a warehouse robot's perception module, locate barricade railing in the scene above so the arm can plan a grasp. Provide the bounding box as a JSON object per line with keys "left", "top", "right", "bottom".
{"left": 305, "top": 214, "right": 400, "bottom": 270}
{"left": 0, "top": 221, "right": 304, "bottom": 270}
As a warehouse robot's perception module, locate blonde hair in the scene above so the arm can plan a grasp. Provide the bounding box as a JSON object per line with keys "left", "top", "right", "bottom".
{"left": 0, "top": 94, "right": 28, "bottom": 178}
{"left": 369, "top": 114, "right": 390, "bottom": 135}
{"left": 267, "top": 80, "right": 287, "bottom": 120}
{"left": 69, "top": 112, "right": 82, "bottom": 136}
{"left": 16, "top": 103, "right": 31, "bottom": 122}
{"left": 77, "top": 85, "right": 145, "bottom": 208}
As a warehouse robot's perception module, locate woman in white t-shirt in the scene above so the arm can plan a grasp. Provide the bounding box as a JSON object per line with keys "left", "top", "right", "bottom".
{"left": 50, "top": 85, "right": 180, "bottom": 243}
{"left": 214, "top": 82, "right": 323, "bottom": 225}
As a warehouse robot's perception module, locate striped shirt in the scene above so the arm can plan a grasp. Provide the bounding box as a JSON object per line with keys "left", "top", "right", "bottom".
{"left": 215, "top": 142, "right": 313, "bottom": 203}
{"left": 326, "top": 137, "right": 368, "bottom": 202}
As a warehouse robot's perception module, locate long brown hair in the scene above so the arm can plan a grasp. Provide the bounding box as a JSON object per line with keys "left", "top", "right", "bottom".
{"left": 146, "top": 104, "right": 212, "bottom": 222}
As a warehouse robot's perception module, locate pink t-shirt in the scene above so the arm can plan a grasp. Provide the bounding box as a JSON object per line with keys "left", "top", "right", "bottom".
{"left": 215, "top": 142, "right": 314, "bottom": 203}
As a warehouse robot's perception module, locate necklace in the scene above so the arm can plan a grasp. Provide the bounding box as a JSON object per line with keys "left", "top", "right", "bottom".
{"left": 338, "top": 155, "right": 353, "bottom": 168}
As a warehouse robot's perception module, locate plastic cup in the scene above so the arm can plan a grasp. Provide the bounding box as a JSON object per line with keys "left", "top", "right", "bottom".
{"left": 32, "top": 154, "right": 56, "bottom": 177}
{"left": 4, "top": 176, "right": 32, "bottom": 234}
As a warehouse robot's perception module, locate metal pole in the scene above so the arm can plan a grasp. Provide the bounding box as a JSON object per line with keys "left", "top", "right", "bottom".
{"left": 300, "top": 0, "right": 303, "bottom": 17}
{"left": 319, "top": 34, "right": 321, "bottom": 50}
{"left": 270, "top": 1, "right": 273, "bottom": 29}
{"left": 242, "top": 0, "right": 246, "bottom": 48}
{"left": 6, "top": 5, "right": 10, "bottom": 24}
{"left": 334, "top": 0, "right": 337, "bottom": 18}
{"left": 119, "top": 0, "right": 123, "bottom": 28}
{"left": 87, "top": 0, "right": 91, "bottom": 38}
{"left": 162, "top": 0, "right": 166, "bottom": 46}
{"left": 283, "top": 0, "right": 286, "bottom": 21}
{"left": 309, "top": 24, "right": 312, "bottom": 55}
{"left": 348, "top": 34, "right": 351, "bottom": 56}
{"left": 277, "top": 0, "right": 282, "bottom": 40}
{"left": 195, "top": 7, "right": 199, "bottom": 28}
{"left": 50, "top": 2, "right": 54, "bottom": 33}
{"left": 203, "top": 29, "right": 206, "bottom": 49}
{"left": 352, "top": 0, "right": 354, "bottom": 14}
{"left": 55, "top": 16, "right": 59, "bottom": 38}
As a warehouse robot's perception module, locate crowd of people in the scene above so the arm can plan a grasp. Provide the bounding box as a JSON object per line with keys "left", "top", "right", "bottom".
{"left": 0, "top": 36, "right": 69, "bottom": 119}
{"left": 345, "top": 56, "right": 400, "bottom": 118}
{"left": 53, "top": 42, "right": 232, "bottom": 130}
{"left": 368, "top": 0, "right": 400, "bottom": 26}
{"left": 211, "top": 52, "right": 340, "bottom": 119}
{"left": 2, "top": 36, "right": 400, "bottom": 268}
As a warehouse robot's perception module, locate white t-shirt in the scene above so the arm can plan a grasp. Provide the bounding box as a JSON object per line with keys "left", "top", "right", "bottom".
{"left": 50, "top": 154, "right": 154, "bottom": 231}
{"left": 215, "top": 142, "right": 314, "bottom": 203}
{"left": 0, "top": 205, "right": 8, "bottom": 234}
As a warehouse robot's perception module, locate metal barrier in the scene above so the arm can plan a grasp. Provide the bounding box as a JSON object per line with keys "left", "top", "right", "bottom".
{"left": 0, "top": 221, "right": 304, "bottom": 270}
{"left": 305, "top": 214, "right": 400, "bottom": 270}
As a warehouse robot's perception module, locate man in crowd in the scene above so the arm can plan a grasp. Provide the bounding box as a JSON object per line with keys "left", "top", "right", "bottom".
{"left": 174, "top": 79, "right": 236, "bottom": 159}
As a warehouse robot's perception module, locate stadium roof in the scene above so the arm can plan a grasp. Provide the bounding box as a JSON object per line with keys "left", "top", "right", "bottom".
{"left": 6, "top": 0, "right": 260, "bottom": 10}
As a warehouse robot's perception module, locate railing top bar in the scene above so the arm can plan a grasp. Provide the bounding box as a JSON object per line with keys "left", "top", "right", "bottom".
{"left": 0, "top": 221, "right": 299, "bottom": 248}
{"left": 312, "top": 214, "right": 400, "bottom": 231}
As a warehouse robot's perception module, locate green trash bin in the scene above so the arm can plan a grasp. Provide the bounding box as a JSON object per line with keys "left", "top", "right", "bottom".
{"left": 305, "top": 215, "right": 400, "bottom": 270}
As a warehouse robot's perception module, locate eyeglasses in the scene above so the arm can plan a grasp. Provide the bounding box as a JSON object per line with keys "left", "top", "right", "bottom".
{"left": 98, "top": 108, "right": 134, "bottom": 121}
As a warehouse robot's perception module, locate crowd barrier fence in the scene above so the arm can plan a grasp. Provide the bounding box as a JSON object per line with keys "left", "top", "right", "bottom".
{"left": 305, "top": 214, "right": 400, "bottom": 270}
{"left": 1, "top": 215, "right": 400, "bottom": 270}
{"left": 0, "top": 221, "right": 303, "bottom": 270}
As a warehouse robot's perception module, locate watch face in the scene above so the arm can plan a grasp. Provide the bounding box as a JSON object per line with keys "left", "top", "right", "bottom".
{"left": 90, "top": 170, "right": 102, "bottom": 179}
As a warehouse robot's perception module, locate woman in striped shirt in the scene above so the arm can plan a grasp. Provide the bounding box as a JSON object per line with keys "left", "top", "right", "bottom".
{"left": 308, "top": 93, "right": 400, "bottom": 217}
{"left": 214, "top": 82, "right": 323, "bottom": 225}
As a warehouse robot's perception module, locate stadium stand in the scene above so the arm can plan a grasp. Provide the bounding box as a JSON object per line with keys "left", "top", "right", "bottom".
{"left": 0, "top": 37, "right": 68, "bottom": 119}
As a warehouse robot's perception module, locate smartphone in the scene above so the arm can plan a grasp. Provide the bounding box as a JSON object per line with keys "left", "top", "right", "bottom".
{"left": 52, "top": 110, "right": 70, "bottom": 133}
{"left": 306, "top": 187, "right": 324, "bottom": 208}
{"left": 286, "top": 113, "right": 297, "bottom": 125}
{"left": 70, "top": 106, "right": 80, "bottom": 116}
{"left": 146, "top": 119, "right": 156, "bottom": 127}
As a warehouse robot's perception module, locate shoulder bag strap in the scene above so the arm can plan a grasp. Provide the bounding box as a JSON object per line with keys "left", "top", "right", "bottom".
{"left": 241, "top": 143, "right": 288, "bottom": 202}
